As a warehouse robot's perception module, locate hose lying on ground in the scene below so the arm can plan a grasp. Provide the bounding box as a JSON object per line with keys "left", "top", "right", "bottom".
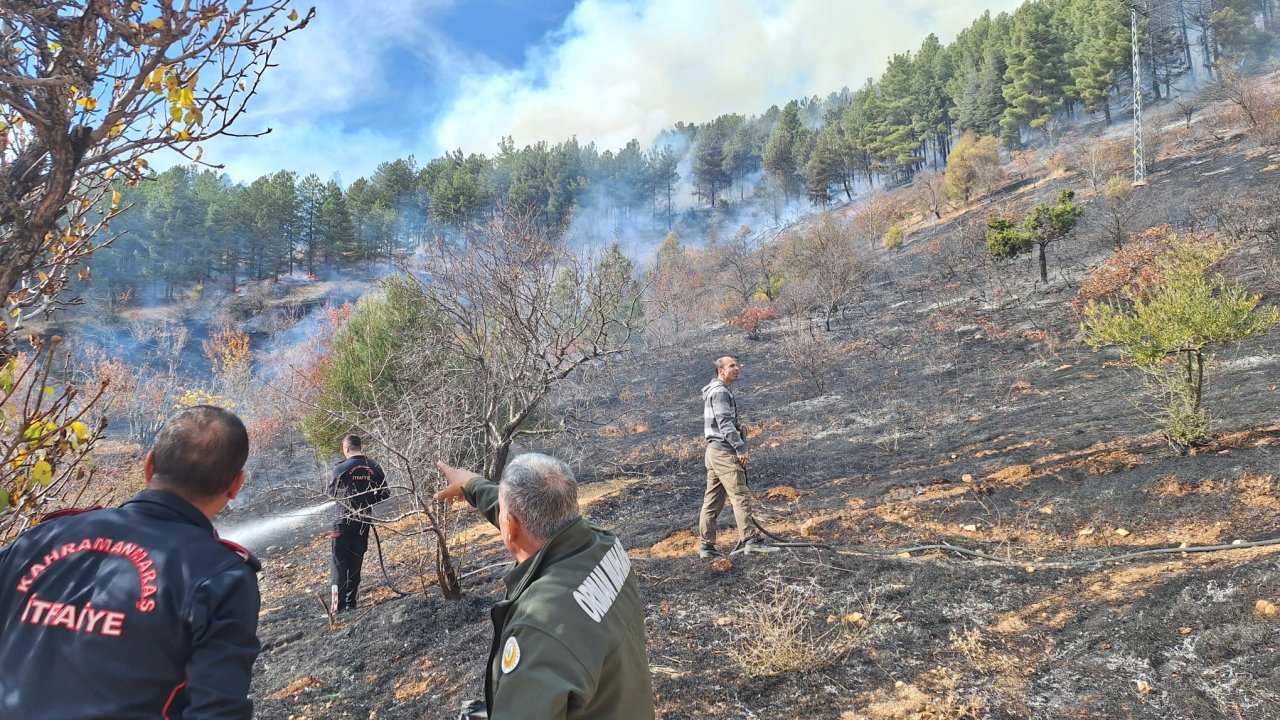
{"left": 742, "top": 471, "right": 1280, "bottom": 568}
{"left": 749, "top": 512, "right": 1280, "bottom": 569}
{"left": 370, "top": 524, "right": 412, "bottom": 597}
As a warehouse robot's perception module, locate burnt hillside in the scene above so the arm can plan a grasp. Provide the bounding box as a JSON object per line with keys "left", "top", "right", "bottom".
{"left": 246, "top": 91, "right": 1280, "bottom": 720}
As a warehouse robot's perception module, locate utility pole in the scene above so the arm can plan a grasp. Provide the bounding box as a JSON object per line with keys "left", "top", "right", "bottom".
{"left": 1132, "top": 4, "right": 1148, "bottom": 186}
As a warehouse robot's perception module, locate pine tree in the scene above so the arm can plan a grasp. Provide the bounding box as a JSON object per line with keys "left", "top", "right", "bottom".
{"left": 763, "top": 100, "right": 809, "bottom": 199}
{"left": 1000, "top": 1, "right": 1072, "bottom": 145}
{"left": 297, "top": 173, "right": 325, "bottom": 274}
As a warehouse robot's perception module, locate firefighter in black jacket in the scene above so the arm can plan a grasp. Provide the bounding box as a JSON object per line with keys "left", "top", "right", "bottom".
{"left": 327, "top": 434, "right": 388, "bottom": 613}
{"left": 0, "top": 406, "right": 260, "bottom": 720}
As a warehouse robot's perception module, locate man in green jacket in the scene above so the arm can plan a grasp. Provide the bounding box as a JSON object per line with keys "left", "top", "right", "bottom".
{"left": 435, "top": 453, "right": 655, "bottom": 720}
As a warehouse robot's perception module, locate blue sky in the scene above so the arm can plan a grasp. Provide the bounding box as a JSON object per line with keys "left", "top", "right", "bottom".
{"left": 198, "top": 0, "right": 1024, "bottom": 185}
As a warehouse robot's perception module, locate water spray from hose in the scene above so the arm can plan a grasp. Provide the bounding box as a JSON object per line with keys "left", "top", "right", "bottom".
{"left": 217, "top": 500, "right": 336, "bottom": 550}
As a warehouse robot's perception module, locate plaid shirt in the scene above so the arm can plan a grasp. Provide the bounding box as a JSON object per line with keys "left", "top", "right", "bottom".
{"left": 701, "top": 379, "right": 746, "bottom": 454}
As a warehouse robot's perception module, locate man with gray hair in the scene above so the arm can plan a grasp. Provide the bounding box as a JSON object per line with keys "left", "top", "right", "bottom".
{"left": 435, "top": 454, "right": 655, "bottom": 720}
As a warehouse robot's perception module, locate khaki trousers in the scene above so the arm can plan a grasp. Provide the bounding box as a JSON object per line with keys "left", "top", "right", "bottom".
{"left": 699, "top": 447, "right": 759, "bottom": 547}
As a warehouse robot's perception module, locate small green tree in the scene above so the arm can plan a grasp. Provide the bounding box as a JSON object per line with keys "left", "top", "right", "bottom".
{"left": 299, "top": 281, "right": 436, "bottom": 457}
{"left": 1081, "top": 236, "right": 1280, "bottom": 448}
{"left": 986, "top": 190, "right": 1083, "bottom": 282}
{"left": 882, "top": 224, "right": 904, "bottom": 252}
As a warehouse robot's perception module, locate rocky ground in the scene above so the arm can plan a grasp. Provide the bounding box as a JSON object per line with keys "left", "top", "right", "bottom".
{"left": 232, "top": 99, "right": 1280, "bottom": 719}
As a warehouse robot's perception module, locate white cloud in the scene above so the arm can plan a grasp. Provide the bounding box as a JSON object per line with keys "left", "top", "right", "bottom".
{"left": 430, "top": 0, "right": 1025, "bottom": 155}
{"left": 182, "top": 0, "right": 1027, "bottom": 183}
{"left": 193, "top": 0, "right": 485, "bottom": 183}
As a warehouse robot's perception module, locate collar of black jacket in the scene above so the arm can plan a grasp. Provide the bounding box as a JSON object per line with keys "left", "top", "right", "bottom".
{"left": 122, "top": 489, "right": 215, "bottom": 533}
{"left": 502, "top": 518, "right": 594, "bottom": 597}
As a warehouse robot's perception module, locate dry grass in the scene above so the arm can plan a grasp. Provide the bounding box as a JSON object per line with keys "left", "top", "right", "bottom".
{"left": 269, "top": 675, "right": 323, "bottom": 700}
{"left": 844, "top": 674, "right": 985, "bottom": 720}
{"left": 728, "top": 578, "right": 866, "bottom": 678}
{"left": 597, "top": 421, "right": 648, "bottom": 437}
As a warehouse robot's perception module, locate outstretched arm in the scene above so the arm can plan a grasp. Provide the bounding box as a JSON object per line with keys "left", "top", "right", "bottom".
{"left": 434, "top": 461, "right": 500, "bottom": 527}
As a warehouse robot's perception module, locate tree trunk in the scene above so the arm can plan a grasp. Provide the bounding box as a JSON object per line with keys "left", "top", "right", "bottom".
{"left": 1179, "top": 3, "right": 1195, "bottom": 84}
{"left": 488, "top": 437, "right": 512, "bottom": 483}
{"left": 1037, "top": 242, "right": 1048, "bottom": 283}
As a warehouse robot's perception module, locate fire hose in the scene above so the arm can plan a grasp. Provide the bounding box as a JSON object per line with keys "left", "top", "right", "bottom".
{"left": 739, "top": 471, "right": 1280, "bottom": 568}
{"left": 370, "top": 524, "right": 412, "bottom": 597}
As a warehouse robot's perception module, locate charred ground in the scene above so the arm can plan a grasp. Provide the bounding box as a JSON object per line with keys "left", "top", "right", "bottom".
{"left": 244, "top": 105, "right": 1280, "bottom": 720}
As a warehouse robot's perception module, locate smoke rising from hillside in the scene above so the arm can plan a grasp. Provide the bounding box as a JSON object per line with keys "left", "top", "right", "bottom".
{"left": 431, "top": 0, "right": 1025, "bottom": 155}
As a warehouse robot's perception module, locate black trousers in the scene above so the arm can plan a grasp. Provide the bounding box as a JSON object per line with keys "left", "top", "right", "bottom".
{"left": 331, "top": 521, "right": 370, "bottom": 611}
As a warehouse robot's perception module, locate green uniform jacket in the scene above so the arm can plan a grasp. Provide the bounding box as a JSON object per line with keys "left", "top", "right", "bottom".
{"left": 464, "top": 477, "right": 656, "bottom": 720}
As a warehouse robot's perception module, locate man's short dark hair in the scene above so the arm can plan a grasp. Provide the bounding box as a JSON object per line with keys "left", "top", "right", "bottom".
{"left": 150, "top": 406, "right": 249, "bottom": 499}
{"left": 499, "top": 453, "right": 580, "bottom": 544}
{"left": 343, "top": 434, "right": 363, "bottom": 452}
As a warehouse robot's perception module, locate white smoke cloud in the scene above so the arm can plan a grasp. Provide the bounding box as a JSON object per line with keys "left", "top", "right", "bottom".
{"left": 431, "top": 0, "right": 1025, "bottom": 155}
{"left": 190, "top": 0, "right": 1025, "bottom": 184}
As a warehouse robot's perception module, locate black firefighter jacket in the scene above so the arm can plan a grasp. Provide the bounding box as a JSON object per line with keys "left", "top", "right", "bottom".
{"left": 463, "top": 477, "right": 656, "bottom": 720}
{"left": 328, "top": 454, "right": 388, "bottom": 524}
{"left": 0, "top": 489, "right": 261, "bottom": 719}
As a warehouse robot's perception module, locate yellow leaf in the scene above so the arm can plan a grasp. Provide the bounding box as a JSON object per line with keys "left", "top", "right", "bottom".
{"left": 170, "top": 105, "right": 183, "bottom": 121}
{"left": 179, "top": 88, "right": 195, "bottom": 108}
{"left": 112, "top": 190, "right": 121, "bottom": 207}
{"left": 289, "top": 8, "right": 299, "bottom": 21}
{"left": 32, "top": 460, "right": 53, "bottom": 486}
{"left": 77, "top": 97, "right": 98, "bottom": 111}
{"left": 70, "top": 421, "right": 89, "bottom": 442}
{"left": 0, "top": 489, "right": 8, "bottom": 508}
{"left": 104, "top": 167, "right": 117, "bottom": 179}
{"left": 148, "top": 18, "right": 165, "bottom": 29}
{"left": 37, "top": 272, "right": 47, "bottom": 282}
{"left": 43, "top": 386, "right": 55, "bottom": 396}
{"left": 176, "top": 130, "right": 191, "bottom": 140}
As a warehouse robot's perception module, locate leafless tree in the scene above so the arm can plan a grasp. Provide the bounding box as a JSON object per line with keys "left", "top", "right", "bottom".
{"left": 910, "top": 171, "right": 948, "bottom": 220}
{"left": 1204, "top": 62, "right": 1271, "bottom": 132}
{"left": 1101, "top": 176, "right": 1138, "bottom": 249}
{"left": 408, "top": 208, "right": 646, "bottom": 482}
{"left": 850, "top": 193, "right": 910, "bottom": 249}
{"left": 644, "top": 233, "right": 715, "bottom": 344}
{"left": 1172, "top": 94, "right": 1199, "bottom": 127}
{"left": 779, "top": 212, "right": 880, "bottom": 331}
{"left": 1069, "top": 137, "right": 1129, "bottom": 194}
{"left": 716, "top": 224, "right": 785, "bottom": 306}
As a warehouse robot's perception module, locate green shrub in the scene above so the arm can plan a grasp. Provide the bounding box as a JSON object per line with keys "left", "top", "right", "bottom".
{"left": 883, "top": 224, "right": 904, "bottom": 252}
{"left": 1082, "top": 234, "right": 1280, "bottom": 448}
